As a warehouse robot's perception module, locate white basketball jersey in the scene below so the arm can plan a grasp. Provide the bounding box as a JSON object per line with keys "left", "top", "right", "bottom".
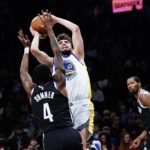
{"left": 52, "top": 53, "right": 92, "bottom": 104}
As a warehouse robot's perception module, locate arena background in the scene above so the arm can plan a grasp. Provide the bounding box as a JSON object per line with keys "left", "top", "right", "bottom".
{"left": 0, "top": 0, "right": 150, "bottom": 148}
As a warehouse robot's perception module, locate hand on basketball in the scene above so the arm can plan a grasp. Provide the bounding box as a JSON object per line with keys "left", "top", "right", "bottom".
{"left": 30, "top": 26, "right": 47, "bottom": 39}
{"left": 30, "top": 26, "right": 39, "bottom": 37}
{"left": 38, "top": 9, "right": 53, "bottom": 31}
{"left": 18, "top": 29, "right": 30, "bottom": 47}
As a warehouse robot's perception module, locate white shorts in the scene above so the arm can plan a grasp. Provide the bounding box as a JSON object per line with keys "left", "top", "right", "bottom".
{"left": 69, "top": 101, "right": 94, "bottom": 134}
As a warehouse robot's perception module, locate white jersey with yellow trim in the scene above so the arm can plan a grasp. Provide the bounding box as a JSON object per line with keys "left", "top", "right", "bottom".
{"left": 52, "top": 53, "right": 92, "bottom": 105}
{"left": 52, "top": 53, "right": 94, "bottom": 132}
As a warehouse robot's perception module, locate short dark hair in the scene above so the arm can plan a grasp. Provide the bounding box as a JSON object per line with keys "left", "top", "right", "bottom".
{"left": 129, "top": 76, "right": 141, "bottom": 83}
{"left": 33, "top": 64, "right": 52, "bottom": 85}
{"left": 57, "top": 33, "right": 72, "bottom": 44}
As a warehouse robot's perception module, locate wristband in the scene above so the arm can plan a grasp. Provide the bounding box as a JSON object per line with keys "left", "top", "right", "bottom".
{"left": 24, "top": 47, "right": 29, "bottom": 54}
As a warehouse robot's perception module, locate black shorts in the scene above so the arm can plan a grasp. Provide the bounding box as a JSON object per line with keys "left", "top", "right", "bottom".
{"left": 43, "top": 127, "right": 82, "bottom": 150}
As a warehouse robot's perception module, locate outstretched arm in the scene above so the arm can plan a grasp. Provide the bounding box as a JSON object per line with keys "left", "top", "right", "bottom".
{"left": 18, "top": 30, "right": 33, "bottom": 103}
{"left": 130, "top": 130, "right": 147, "bottom": 149}
{"left": 52, "top": 14, "right": 84, "bottom": 61}
{"left": 30, "top": 26, "right": 53, "bottom": 67}
{"left": 39, "top": 10, "right": 67, "bottom": 96}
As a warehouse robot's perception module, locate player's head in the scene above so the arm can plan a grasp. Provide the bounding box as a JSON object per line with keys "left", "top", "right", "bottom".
{"left": 33, "top": 64, "right": 52, "bottom": 85}
{"left": 127, "top": 76, "right": 141, "bottom": 95}
{"left": 57, "top": 33, "right": 72, "bottom": 55}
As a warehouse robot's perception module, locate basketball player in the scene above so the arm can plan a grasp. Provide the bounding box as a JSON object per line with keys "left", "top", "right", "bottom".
{"left": 127, "top": 76, "right": 150, "bottom": 149}
{"left": 18, "top": 13, "right": 82, "bottom": 150}
{"left": 30, "top": 10, "right": 94, "bottom": 150}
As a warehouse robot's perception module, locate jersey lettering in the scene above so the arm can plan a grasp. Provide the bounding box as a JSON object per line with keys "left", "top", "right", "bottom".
{"left": 34, "top": 91, "right": 55, "bottom": 102}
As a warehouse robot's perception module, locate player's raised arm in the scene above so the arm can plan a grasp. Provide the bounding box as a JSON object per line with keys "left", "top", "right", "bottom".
{"left": 18, "top": 30, "right": 33, "bottom": 102}
{"left": 30, "top": 21, "right": 53, "bottom": 67}
{"left": 51, "top": 14, "right": 84, "bottom": 61}
{"left": 39, "top": 10, "right": 67, "bottom": 96}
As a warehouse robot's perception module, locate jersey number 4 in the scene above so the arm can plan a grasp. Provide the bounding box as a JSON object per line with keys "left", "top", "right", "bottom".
{"left": 43, "top": 103, "right": 54, "bottom": 122}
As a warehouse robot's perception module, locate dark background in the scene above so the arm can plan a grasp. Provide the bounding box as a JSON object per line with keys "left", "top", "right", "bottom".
{"left": 1, "top": 0, "right": 150, "bottom": 104}
{"left": 0, "top": 0, "right": 150, "bottom": 148}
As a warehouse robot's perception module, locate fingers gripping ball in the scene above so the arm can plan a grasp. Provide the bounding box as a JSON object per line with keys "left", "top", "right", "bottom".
{"left": 31, "top": 16, "right": 46, "bottom": 34}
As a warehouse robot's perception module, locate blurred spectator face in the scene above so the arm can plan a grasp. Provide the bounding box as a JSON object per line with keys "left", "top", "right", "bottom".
{"left": 123, "top": 133, "right": 131, "bottom": 144}
{"left": 100, "top": 133, "right": 107, "bottom": 144}
{"left": 101, "top": 135, "right": 106, "bottom": 144}
{"left": 0, "top": 147, "right": 4, "bottom": 150}
{"left": 102, "top": 126, "right": 110, "bottom": 135}
{"left": 28, "top": 138, "right": 39, "bottom": 150}
{"left": 30, "top": 138, "right": 38, "bottom": 146}
{"left": 127, "top": 78, "right": 140, "bottom": 95}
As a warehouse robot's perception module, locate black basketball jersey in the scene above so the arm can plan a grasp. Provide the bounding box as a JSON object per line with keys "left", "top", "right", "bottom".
{"left": 137, "top": 89, "right": 150, "bottom": 131}
{"left": 31, "top": 82, "right": 73, "bottom": 133}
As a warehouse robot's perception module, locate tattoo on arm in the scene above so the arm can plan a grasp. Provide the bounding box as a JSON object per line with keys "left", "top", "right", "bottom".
{"left": 50, "top": 36, "right": 59, "bottom": 54}
{"left": 49, "top": 35, "right": 63, "bottom": 70}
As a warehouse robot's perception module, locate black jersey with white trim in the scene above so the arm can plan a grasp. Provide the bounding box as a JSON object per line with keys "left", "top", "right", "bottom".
{"left": 31, "top": 82, "right": 73, "bottom": 133}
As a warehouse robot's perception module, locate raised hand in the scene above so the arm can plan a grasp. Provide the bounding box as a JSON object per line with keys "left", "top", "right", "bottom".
{"left": 129, "top": 138, "right": 140, "bottom": 149}
{"left": 38, "top": 9, "right": 53, "bottom": 32}
{"left": 18, "top": 30, "right": 30, "bottom": 47}
{"left": 30, "top": 26, "right": 47, "bottom": 39}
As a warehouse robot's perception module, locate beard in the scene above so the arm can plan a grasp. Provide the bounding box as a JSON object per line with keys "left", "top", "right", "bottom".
{"left": 128, "top": 89, "right": 137, "bottom": 96}
{"left": 62, "top": 50, "right": 71, "bottom": 56}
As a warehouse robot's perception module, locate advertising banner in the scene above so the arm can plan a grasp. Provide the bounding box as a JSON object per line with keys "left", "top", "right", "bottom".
{"left": 112, "top": 0, "right": 143, "bottom": 13}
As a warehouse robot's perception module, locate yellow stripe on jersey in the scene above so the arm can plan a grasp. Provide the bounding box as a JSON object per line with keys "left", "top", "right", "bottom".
{"left": 88, "top": 102, "right": 94, "bottom": 134}
{"left": 84, "top": 65, "right": 94, "bottom": 134}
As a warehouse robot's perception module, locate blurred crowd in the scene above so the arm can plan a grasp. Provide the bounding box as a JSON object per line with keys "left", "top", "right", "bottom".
{"left": 0, "top": 0, "right": 150, "bottom": 149}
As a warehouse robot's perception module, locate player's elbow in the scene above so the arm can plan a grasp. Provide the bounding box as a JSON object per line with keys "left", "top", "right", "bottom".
{"left": 20, "top": 69, "right": 25, "bottom": 79}
{"left": 30, "top": 47, "right": 39, "bottom": 56}
{"left": 72, "top": 25, "right": 80, "bottom": 33}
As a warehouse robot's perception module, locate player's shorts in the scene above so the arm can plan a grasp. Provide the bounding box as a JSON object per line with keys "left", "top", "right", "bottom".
{"left": 43, "top": 127, "right": 82, "bottom": 150}
{"left": 69, "top": 100, "right": 94, "bottom": 134}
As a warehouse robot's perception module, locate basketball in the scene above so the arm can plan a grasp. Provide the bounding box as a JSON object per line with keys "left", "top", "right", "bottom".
{"left": 31, "top": 15, "right": 47, "bottom": 34}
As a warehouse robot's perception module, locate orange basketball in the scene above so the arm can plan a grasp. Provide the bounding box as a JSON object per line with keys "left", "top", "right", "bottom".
{"left": 31, "top": 15, "right": 46, "bottom": 34}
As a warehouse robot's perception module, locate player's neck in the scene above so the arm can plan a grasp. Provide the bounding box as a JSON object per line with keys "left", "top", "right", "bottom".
{"left": 62, "top": 50, "right": 71, "bottom": 57}
{"left": 135, "top": 88, "right": 142, "bottom": 99}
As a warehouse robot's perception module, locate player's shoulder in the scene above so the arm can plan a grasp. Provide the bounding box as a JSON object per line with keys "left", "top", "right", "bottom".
{"left": 140, "top": 89, "right": 150, "bottom": 96}
{"left": 71, "top": 51, "right": 85, "bottom": 64}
